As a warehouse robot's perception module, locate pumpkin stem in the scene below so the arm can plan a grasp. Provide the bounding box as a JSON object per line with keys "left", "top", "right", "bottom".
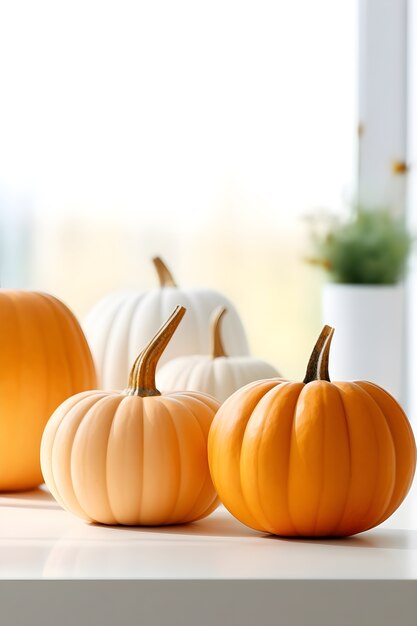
{"left": 126, "top": 305, "right": 186, "bottom": 396}
{"left": 303, "top": 325, "right": 335, "bottom": 384}
{"left": 152, "top": 256, "right": 177, "bottom": 288}
{"left": 211, "top": 306, "right": 228, "bottom": 358}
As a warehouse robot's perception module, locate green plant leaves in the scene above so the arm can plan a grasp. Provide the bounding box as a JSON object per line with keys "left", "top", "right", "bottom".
{"left": 311, "top": 209, "right": 413, "bottom": 284}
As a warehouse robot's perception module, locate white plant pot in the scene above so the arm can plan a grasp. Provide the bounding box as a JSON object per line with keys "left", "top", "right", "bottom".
{"left": 322, "top": 283, "right": 404, "bottom": 401}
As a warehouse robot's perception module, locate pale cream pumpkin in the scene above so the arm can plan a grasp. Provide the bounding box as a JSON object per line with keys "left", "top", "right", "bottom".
{"left": 158, "top": 307, "right": 280, "bottom": 402}
{"left": 41, "top": 306, "right": 220, "bottom": 526}
{"left": 83, "top": 257, "right": 250, "bottom": 389}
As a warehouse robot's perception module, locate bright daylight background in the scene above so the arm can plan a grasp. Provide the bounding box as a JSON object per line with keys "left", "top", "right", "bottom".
{"left": 0, "top": 0, "right": 357, "bottom": 379}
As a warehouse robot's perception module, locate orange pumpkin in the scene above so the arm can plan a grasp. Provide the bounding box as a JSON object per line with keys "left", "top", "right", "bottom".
{"left": 0, "top": 290, "right": 97, "bottom": 491}
{"left": 41, "top": 306, "right": 220, "bottom": 526}
{"left": 208, "top": 326, "right": 416, "bottom": 537}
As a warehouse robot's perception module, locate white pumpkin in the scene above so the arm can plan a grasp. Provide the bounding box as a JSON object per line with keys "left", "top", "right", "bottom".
{"left": 157, "top": 307, "right": 280, "bottom": 402}
{"left": 84, "top": 257, "right": 250, "bottom": 389}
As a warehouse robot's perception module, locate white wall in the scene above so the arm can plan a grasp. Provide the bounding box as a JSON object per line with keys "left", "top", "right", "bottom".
{"left": 358, "top": 0, "right": 407, "bottom": 212}
{"left": 407, "top": 0, "right": 417, "bottom": 417}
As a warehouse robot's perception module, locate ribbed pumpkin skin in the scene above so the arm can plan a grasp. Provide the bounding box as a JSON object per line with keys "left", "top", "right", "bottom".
{"left": 208, "top": 379, "right": 416, "bottom": 537}
{"left": 41, "top": 390, "right": 220, "bottom": 525}
{"left": 83, "top": 289, "right": 250, "bottom": 389}
{"left": 158, "top": 355, "right": 280, "bottom": 403}
{"left": 0, "top": 291, "right": 97, "bottom": 491}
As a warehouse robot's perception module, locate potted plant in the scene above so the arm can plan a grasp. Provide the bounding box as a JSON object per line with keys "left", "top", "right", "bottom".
{"left": 306, "top": 208, "right": 413, "bottom": 400}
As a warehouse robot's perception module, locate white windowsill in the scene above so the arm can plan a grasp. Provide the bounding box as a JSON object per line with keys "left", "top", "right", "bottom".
{"left": 0, "top": 481, "right": 416, "bottom": 626}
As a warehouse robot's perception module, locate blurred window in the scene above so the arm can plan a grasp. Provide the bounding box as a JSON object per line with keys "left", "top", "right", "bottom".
{"left": 0, "top": 1, "right": 357, "bottom": 378}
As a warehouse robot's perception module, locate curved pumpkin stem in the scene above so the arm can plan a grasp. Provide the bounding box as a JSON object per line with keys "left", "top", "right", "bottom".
{"left": 303, "top": 325, "right": 335, "bottom": 384}
{"left": 152, "top": 256, "right": 177, "bottom": 288}
{"left": 126, "top": 305, "right": 186, "bottom": 396}
{"left": 210, "top": 306, "right": 228, "bottom": 358}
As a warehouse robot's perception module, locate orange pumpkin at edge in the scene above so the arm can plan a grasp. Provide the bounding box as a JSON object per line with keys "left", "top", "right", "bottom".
{"left": 0, "top": 290, "right": 97, "bottom": 491}
{"left": 208, "top": 326, "right": 417, "bottom": 537}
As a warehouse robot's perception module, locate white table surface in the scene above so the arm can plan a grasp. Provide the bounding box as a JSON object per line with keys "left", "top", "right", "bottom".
{"left": 1, "top": 482, "right": 417, "bottom": 626}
